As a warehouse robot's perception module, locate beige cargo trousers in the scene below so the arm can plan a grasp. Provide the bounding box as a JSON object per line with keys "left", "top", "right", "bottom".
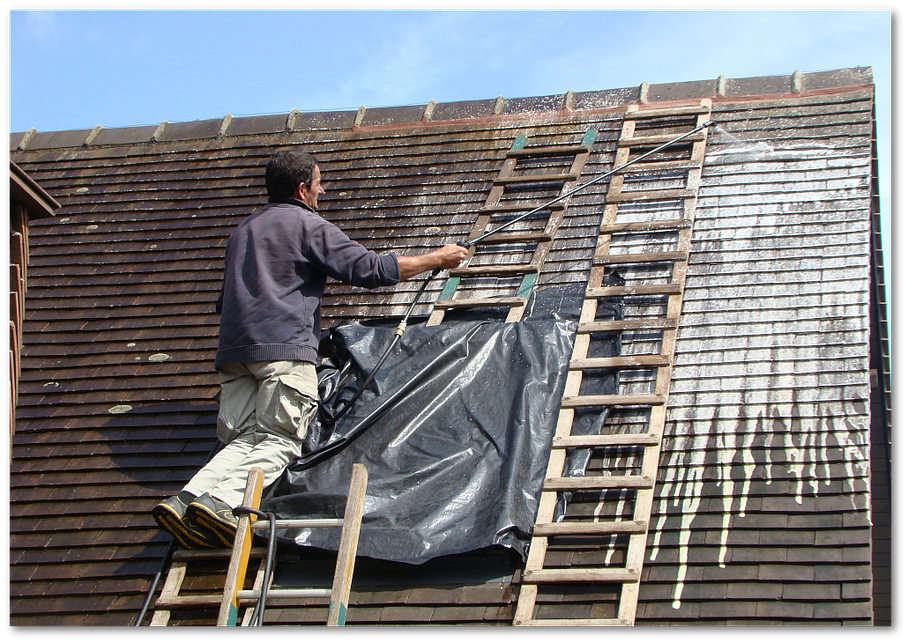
{"left": 183, "top": 360, "right": 319, "bottom": 509}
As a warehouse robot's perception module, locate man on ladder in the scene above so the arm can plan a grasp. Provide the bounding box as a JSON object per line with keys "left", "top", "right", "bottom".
{"left": 153, "top": 150, "right": 467, "bottom": 549}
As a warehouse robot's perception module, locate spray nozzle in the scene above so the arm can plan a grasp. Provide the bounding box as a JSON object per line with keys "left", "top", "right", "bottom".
{"left": 703, "top": 120, "right": 718, "bottom": 130}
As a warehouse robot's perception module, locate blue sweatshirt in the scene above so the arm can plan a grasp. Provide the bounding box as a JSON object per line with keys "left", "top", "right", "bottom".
{"left": 215, "top": 198, "right": 401, "bottom": 368}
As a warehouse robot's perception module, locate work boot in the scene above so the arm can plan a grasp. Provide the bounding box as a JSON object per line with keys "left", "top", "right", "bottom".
{"left": 152, "top": 491, "right": 221, "bottom": 550}
{"left": 186, "top": 493, "right": 239, "bottom": 548}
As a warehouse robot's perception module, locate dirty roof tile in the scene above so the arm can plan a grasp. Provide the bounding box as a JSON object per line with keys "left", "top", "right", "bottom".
{"left": 7, "top": 67, "right": 886, "bottom": 626}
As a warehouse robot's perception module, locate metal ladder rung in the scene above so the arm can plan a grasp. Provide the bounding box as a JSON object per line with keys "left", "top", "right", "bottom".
{"left": 250, "top": 518, "right": 344, "bottom": 531}
{"left": 236, "top": 588, "right": 331, "bottom": 600}
{"left": 156, "top": 595, "right": 244, "bottom": 610}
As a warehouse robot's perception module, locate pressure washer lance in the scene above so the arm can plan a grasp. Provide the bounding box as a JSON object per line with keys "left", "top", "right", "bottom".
{"left": 324, "top": 119, "right": 717, "bottom": 427}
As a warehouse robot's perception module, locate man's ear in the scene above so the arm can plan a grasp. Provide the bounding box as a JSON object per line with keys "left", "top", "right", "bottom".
{"left": 293, "top": 181, "right": 307, "bottom": 201}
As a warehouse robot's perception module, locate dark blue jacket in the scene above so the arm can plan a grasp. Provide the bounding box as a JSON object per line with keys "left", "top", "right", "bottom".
{"left": 215, "top": 198, "right": 400, "bottom": 368}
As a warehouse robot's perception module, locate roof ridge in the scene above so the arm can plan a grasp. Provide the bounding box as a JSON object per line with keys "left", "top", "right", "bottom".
{"left": 10, "top": 67, "right": 873, "bottom": 151}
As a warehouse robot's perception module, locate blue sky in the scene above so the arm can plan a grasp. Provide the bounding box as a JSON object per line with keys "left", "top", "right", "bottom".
{"left": 5, "top": 5, "right": 893, "bottom": 310}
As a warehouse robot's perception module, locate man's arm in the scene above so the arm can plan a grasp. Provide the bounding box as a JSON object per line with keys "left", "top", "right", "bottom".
{"left": 396, "top": 244, "right": 469, "bottom": 280}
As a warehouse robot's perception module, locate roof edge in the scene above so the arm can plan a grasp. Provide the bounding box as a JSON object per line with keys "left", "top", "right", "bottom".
{"left": 9, "top": 161, "right": 62, "bottom": 216}
{"left": 10, "top": 67, "right": 873, "bottom": 152}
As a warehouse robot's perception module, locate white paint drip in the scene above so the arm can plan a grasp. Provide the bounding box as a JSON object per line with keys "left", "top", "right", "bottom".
{"left": 652, "top": 400, "right": 870, "bottom": 610}
{"left": 716, "top": 427, "right": 736, "bottom": 568}
{"left": 842, "top": 416, "right": 869, "bottom": 510}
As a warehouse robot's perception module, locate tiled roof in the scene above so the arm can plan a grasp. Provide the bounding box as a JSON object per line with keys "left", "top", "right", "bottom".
{"left": 9, "top": 66, "right": 888, "bottom": 625}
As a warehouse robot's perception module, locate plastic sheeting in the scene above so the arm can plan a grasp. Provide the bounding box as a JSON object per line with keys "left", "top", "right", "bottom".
{"left": 260, "top": 316, "right": 575, "bottom": 565}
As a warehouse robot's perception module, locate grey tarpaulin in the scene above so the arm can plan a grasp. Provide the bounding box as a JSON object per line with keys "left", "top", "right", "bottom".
{"left": 260, "top": 316, "right": 576, "bottom": 565}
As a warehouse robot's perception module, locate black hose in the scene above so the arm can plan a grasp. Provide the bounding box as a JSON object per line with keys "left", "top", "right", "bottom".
{"left": 133, "top": 538, "right": 177, "bottom": 626}
{"left": 326, "top": 267, "right": 440, "bottom": 427}
{"left": 232, "top": 506, "right": 277, "bottom": 627}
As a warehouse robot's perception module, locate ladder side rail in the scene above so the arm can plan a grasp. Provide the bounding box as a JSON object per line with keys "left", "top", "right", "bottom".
{"left": 217, "top": 468, "right": 265, "bottom": 626}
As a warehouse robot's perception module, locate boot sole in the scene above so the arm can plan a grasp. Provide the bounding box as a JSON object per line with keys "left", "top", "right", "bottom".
{"left": 153, "top": 503, "right": 221, "bottom": 550}
{"left": 186, "top": 503, "right": 238, "bottom": 548}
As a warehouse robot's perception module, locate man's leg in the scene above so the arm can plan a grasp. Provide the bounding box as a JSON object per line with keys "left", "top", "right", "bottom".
{"left": 182, "top": 362, "right": 260, "bottom": 497}
{"left": 153, "top": 363, "right": 258, "bottom": 548}
{"left": 188, "top": 360, "right": 319, "bottom": 542}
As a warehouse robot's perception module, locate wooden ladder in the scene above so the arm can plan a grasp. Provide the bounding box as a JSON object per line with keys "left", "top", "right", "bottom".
{"left": 428, "top": 128, "right": 598, "bottom": 325}
{"left": 150, "top": 463, "right": 368, "bottom": 626}
{"left": 513, "top": 99, "right": 713, "bottom": 626}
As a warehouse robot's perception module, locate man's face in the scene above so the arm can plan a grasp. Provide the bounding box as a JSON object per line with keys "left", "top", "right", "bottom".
{"left": 300, "top": 165, "right": 325, "bottom": 210}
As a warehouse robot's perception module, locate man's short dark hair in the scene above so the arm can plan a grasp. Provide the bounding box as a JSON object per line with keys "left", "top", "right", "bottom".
{"left": 266, "top": 150, "right": 318, "bottom": 199}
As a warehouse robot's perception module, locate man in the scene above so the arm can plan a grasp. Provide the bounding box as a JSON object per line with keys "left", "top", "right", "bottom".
{"left": 153, "top": 150, "right": 468, "bottom": 549}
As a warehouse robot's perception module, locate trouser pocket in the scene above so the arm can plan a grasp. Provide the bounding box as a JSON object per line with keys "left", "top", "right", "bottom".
{"left": 264, "top": 373, "right": 319, "bottom": 441}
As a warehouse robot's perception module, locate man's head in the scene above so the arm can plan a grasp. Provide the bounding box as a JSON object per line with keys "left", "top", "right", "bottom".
{"left": 265, "top": 150, "right": 324, "bottom": 210}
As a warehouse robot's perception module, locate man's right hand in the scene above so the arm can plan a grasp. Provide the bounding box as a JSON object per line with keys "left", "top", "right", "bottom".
{"left": 397, "top": 243, "right": 469, "bottom": 280}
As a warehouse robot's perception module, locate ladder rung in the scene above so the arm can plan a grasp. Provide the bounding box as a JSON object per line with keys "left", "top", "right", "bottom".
{"left": 578, "top": 318, "right": 678, "bottom": 333}
{"left": 587, "top": 283, "right": 682, "bottom": 298}
{"left": 532, "top": 520, "right": 648, "bottom": 536}
{"left": 434, "top": 296, "right": 527, "bottom": 309}
{"left": 236, "top": 588, "right": 331, "bottom": 599}
{"left": 471, "top": 231, "right": 553, "bottom": 245}
{"left": 543, "top": 475, "right": 654, "bottom": 491}
{"left": 494, "top": 172, "right": 578, "bottom": 185}
{"left": 156, "top": 594, "right": 242, "bottom": 609}
{"left": 449, "top": 263, "right": 539, "bottom": 277}
{"left": 595, "top": 251, "right": 688, "bottom": 266}
{"left": 626, "top": 104, "right": 711, "bottom": 119}
{"left": 250, "top": 518, "right": 343, "bottom": 530}
{"left": 508, "top": 144, "right": 592, "bottom": 158}
{"left": 600, "top": 218, "right": 692, "bottom": 234}
{"left": 607, "top": 188, "right": 697, "bottom": 203}
{"left": 515, "top": 617, "right": 626, "bottom": 626}
{"left": 479, "top": 202, "right": 566, "bottom": 214}
{"left": 552, "top": 433, "right": 660, "bottom": 448}
{"left": 619, "top": 132, "right": 707, "bottom": 147}
{"left": 570, "top": 355, "right": 670, "bottom": 370}
{"left": 171, "top": 547, "right": 267, "bottom": 561}
{"left": 522, "top": 568, "right": 639, "bottom": 583}
{"left": 561, "top": 394, "right": 665, "bottom": 408}
{"left": 615, "top": 159, "right": 701, "bottom": 173}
